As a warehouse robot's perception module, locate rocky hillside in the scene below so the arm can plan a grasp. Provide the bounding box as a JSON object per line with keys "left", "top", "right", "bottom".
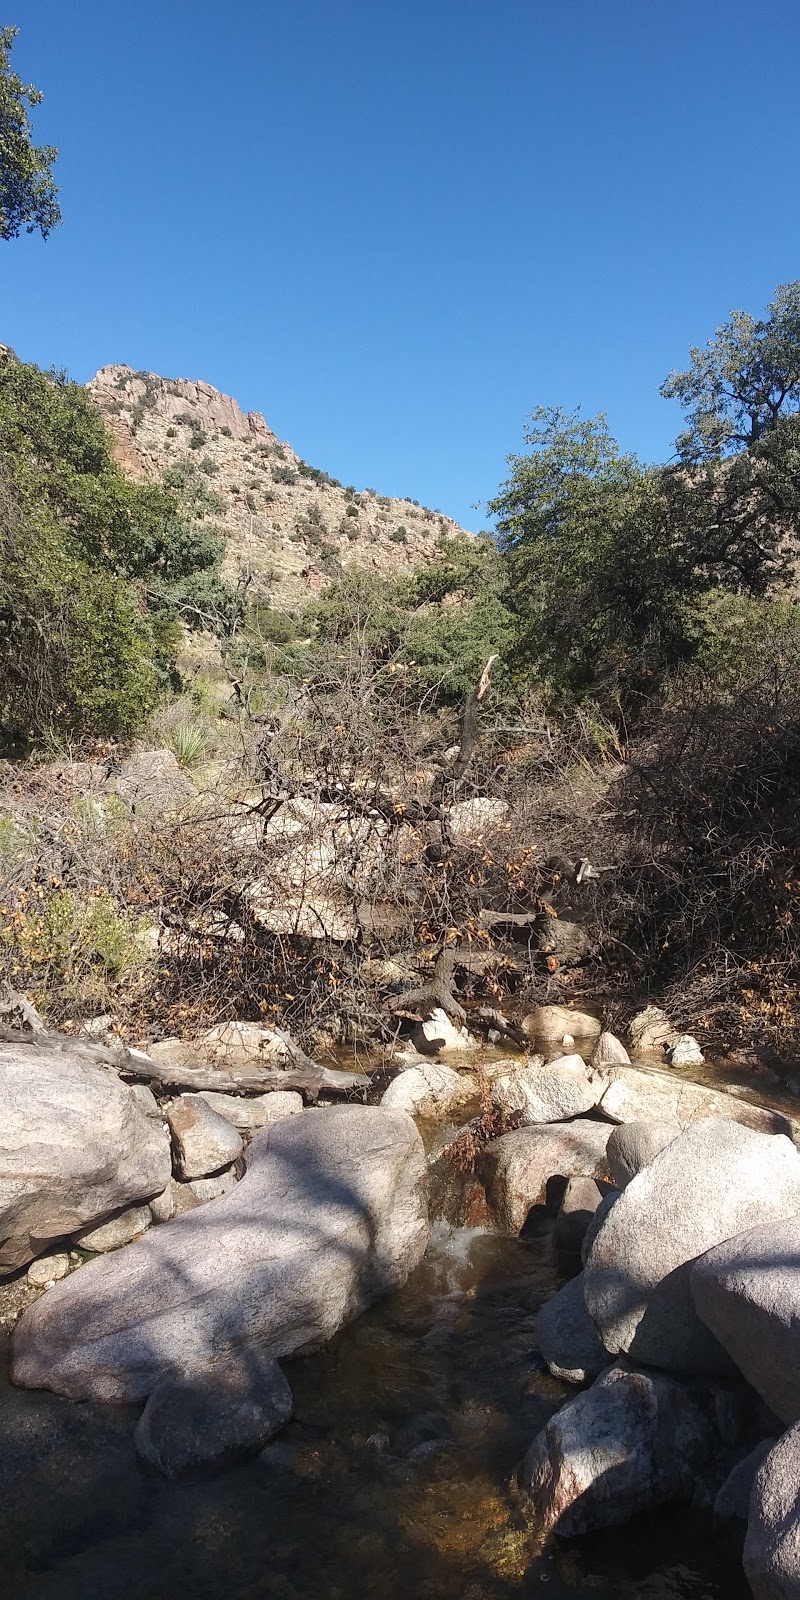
{"left": 88, "top": 365, "right": 475, "bottom": 610}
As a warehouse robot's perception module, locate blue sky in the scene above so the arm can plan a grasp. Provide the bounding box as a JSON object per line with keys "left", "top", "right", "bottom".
{"left": 3, "top": 0, "right": 799, "bottom": 529}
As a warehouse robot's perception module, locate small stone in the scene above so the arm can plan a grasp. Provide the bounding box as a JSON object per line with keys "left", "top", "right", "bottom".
{"left": 590, "top": 1031, "right": 630, "bottom": 1069}
{"left": 605, "top": 1120, "right": 681, "bottom": 1188}
{"left": 166, "top": 1095, "right": 243, "bottom": 1179}
{"left": 187, "top": 1168, "right": 238, "bottom": 1203}
{"left": 75, "top": 1204, "right": 153, "bottom": 1254}
{"left": 27, "top": 1254, "right": 70, "bottom": 1287}
{"left": 365, "top": 1431, "right": 390, "bottom": 1453}
{"left": 668, "top": 1034, "right": 705, "bottom": 1067}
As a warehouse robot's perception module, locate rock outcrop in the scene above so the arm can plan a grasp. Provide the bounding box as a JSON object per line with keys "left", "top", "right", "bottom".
{"left": 12, "top": 1105, "right": 430, "bottom": 1402}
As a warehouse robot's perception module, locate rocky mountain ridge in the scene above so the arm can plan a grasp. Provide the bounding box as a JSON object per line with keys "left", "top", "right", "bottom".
{"left": 88, "top": 364, "right": 476, "bottom": 610}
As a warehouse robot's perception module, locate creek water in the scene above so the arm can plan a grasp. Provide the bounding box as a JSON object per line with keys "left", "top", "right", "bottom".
{"left": 1, "top": 1159, "right": 753, "bottom": 1600}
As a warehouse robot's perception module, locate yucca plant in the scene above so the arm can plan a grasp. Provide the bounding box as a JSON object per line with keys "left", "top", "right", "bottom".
{"left": 169, "top": 724, "right": 207, "bottom": 770}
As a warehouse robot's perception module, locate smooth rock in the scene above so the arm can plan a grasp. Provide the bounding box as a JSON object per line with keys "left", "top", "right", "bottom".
{"left": 713, "top": 1440, "right": 776, "bottom": 1524}
{"left": 534, "top": 1273, "right": 610, "bottom": 1384}
{"left": 186, "top": 1168, "right": 238, "bottom": 1202}
{"left": 605, "top": 1119, "right": 681, "bottom": 1188}
{"left": 129, "top": 1084, "right": 162, "bottom": 1119}
{"left": 481, "top": 1120, "right": 612, "bottom": 1234}
{"left": 553, "top": 1176, "right": 610, "bottom": 1254}
{"left": 134, "top": 1350, "right": 293, "bottom": 1477}
{"left": 745, "top": 1424, "right": 800, "bottom": 1598}
{"left": 522, "top": 1006, "right": 602, "bottom": 1042}
{"left": 581, "top": 1192, "right": 618, "bottom": 1265}
{"left": 12, "top": 1105, "right": 430, "bottom": 1402}
{"left": 196, "top": 1089, "right": 303, "bottom": 1131}
{"left": 628, "top": 1006, "right": 675, "bottom": 1056}
{"left": 590, "top": 1031, "right": 630, "bottom": 1068}
{"left": 515, "top": 1363, "right": 715, "bottom": 1539}
{"left": 381, "top": 1062, "right": 474, "bottom": 1118}
{"left": 27, "top": 1253, "right": 70, "bottom": 1287}
{"left": 598, "top": 1064, "right": 794, "bottom": 1138}
{"left": 0, "top": 1046, "right": 172, "bottom": 1274}
{"left": 75, "top": 1204, "right": 153, "bottom": 1253}
{"left": 419, "top": 1007, "right": 477, "bottom": 1053}
{"left": 166, "top": 1095, "right": 243, "bottom": 1179}
{"left": 584, "top": 1118, "right": 800, "bottom": 1374}
{"left": 691, "top": 1214, "right": 800, "bottom": 1423}
{"left": 669, "top": 1034, "right": 705, "bottom": 1067}
{"left": 490, "top": 1058, "right": 603, "bottom": 1125}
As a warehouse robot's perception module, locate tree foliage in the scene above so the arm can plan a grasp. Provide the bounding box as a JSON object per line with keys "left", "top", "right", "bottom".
{"left": 0, "top": 27, "right": 60, "bottom": 241}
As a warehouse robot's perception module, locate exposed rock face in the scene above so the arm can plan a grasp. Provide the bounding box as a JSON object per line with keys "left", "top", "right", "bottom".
{"left": 12, "top": 1105, "right": 430, "bottom": 1402}
{"left": 522, "top": 1006, "right": 601, "bottom": 1043}
{"left": 165, "top": 1096, "right": 244, "bottom": 1179}
{"left": 534, "top": 1273, "right": 609, "bottom": 1385}
{"left": 490, "top": 1058, "right": 603, "bottom": 1125}
{"left": 745, "top": 1426, "right": 800, "bottom": 1598}
{"left": 515, "top": 1363, "right": 715, "bottom": 1539}
{"left": 584, "top": 1119, "right": 800, "bottom": 1375}
{"left": 691, "top": 1215, "right": 800, "bottom": 1423}
{"left": 480, "top": 1120, "right": 612, "bottom": 1234}
{"left": 110, "top": 749, "right": 195, "bottom": 814}
{"left": 628, "top": 1006, "right": 676, "bottom": 1057}
{"left": 87, "top": 365, "right": 475, "bottom": 610}
{"left": 381, "top": 1061, "right": 474, "bottom": 1118}
{"left": 134, "top": 1351, "right": 293, "bottom": 1478}
{"left": 0, "top": 1046, "right": 172, "bottom": 1274}
{"left": 597, "top": 1064, "right": 794, "bottom": 1138}
{"left": 605, "top": 1119, "right": 682, "bottom": 1188}
{"left": 446, "top": 798, "right": 510, "bottom": 841}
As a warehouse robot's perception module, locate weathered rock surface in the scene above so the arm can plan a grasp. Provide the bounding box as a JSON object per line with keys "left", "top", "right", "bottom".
{"left": 691, "top": 1214, "right": 800, "bottom": 1423}
{"left": 605, "top": 1119, "right": 681, "bottom": 1188}
{"left": 75, "top": 1204, "right": 153, "bottom": 1254}
{"left": 598, "top": 1064, "right": 794, "bottom": 1138}
{"left": 713, "top": 1440, "right": 776, "bottom": 1524}
{"left": 628, "top": 1006, "right": 675, "bottom": 1056}
{"left": 149, "top": 1022, "right": 290, "bottom": 1073}
{"left": 668, "top": 1033, "right": 705, "bottom": 1067}
{"left": 744, "top": 1424, "right": 800, "bottom": 1598}
{"left": 581, "top": 1192, "right": 618, "bottom": 1265}
{"left": 111, "top": 749, "right": 195, "bottom": 813}
{"left": 27, "top": 1253, "right": 70, "bottom": 1287}
{"left": 0, "top": 1046, "right": 172, "bottom": 1274}
{"left": 381, "top": 1061, "right": 473, "bottom": 1118}
{"left": 12, "top": 1105, "right": 430, "bottom": 1402}
{"left": 166, "top": 1095, "right": 243, "bottom": 1179}
{"left": 481, "top": 1120, "right": 611, "bottom": 1234}
{"left": 584, "top": 1119, "right": 800, "bottom": 1374}
{"left": 515, "top": 1363, "right": 715, "bottom": 1539}
{"left": 134, "top": 1350, "right": 293, "bottom": 1477}
{"left": 196, "top": 1089, "right": 303, "bottom": 1130}
{"left": 186, "top": 1168, "right": 238, "bottom": 1203}
{"left": 553, "top": 1176, "right": 610, "bottom": 1254}
{"left": 534, "top": 1273, "right": 609, "bottom": 1385}
{"left": 522, "top": 1006, "right": 601, "bottom": 1043}
{"left": 490, "top": 1058, "right": 603, "bottom": 1125}
{"left": 590, "top": 1031, "right": 630, "bottom": 1068}
{"left": 446, "top": 797, "right": 510, "bottom": 841}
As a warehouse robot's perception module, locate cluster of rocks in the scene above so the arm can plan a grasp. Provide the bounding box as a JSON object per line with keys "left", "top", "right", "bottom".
{"left": 459, "top": 1009, "right": 800, "bottom": 1599}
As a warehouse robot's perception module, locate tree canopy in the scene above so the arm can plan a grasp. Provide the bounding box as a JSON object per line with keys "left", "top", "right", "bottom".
{"left": 0, "top": 27, "right": 60, "bottom": 241}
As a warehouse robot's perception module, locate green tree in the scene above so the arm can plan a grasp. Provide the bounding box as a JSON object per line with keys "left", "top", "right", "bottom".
{"left": 661, "top": 281, "right": 800, "bottom": 462}
{"left": 0, "top": 27, "right": 60, "bottom": 240}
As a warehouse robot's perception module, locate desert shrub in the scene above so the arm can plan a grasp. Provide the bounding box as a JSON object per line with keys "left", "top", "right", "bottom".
{"left": 169, "top": 724, "right": 207, "bottom": 769}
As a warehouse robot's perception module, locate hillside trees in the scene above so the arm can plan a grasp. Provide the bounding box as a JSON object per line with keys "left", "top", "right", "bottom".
{"left": 0, "top": 27, "right": 60, "bottom": 241}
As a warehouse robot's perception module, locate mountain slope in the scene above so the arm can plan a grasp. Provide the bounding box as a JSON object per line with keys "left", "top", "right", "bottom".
{"left": 88, "top": 365, "right": 475, "bottom": 610}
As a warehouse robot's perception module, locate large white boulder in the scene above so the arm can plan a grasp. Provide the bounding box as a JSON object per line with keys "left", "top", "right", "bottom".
{"left": 745, "top": 1424, "right": 800, "bottom": 1598}
{"left": 480, "top": 1120, "right": 612, "bottom": 1234}
{"left": 490, "top": 1058, "right": 603, "bottom": 1125}
{"left": 522, "top": 1005, "right": 601, "bottom": 1043}
{"left": 584, "top": 1118, "right": 800, "bottom": 1375}
{"left": 381, "top": 1061, "right": 474, "bottom": 1118}
{"left": 12, "top": 1105, "right": 430, "bottom": 1402}
{"left": 0, "top": 1046, "right": 172, "bottom": 1275}
{"left": 446, "top": 797, "right": 510, "bottom": 842}
{"left": 598, "top": 1064, "right": 794, "bottom": 1139}
{"left": 691, "top": 1214, "right": 800, "bottom": 1423}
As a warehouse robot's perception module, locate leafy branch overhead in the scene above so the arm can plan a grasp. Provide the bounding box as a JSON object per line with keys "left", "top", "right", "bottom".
{"left": 0, "top": 26, "right": 61, "bottom": 241}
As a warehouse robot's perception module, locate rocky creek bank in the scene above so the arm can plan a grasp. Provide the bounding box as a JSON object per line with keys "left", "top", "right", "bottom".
{"left": 2, "top": 1002, "right": 800, "bottom": 1596}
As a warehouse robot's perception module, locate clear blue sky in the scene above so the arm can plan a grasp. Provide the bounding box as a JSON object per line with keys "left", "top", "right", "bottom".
{"left": 3, "top": 0, "right": 799, "bottom": 529}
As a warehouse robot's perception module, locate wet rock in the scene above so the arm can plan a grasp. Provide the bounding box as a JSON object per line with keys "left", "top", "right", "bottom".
{"left": 515, "top": 1362, "right": 715, "bottom": 1539}
{"left": 12, "top": 1105, "right": 430, "bottom": 1402}
{"left": 553, "top": 1176, "right": 611, "bottom": 1254}
{"left": 691, "top": 1214, "right": 800, "bottom": 1422}
{"left": 628, "top": 1006, "right": 675, "bottom": 1056}
{"left": 534, "top": 1273, "right": 610, "bottom": 1384}
{"left": 134, "top": 1350, "right": 293, "bottom": 1477}
{"left": 490, "top": 1058, "right": 603, "bottom": 1125}
{"left": 713, "top": 1440, "right": 776, "bottom": 1524}
{"left": 481, "top": 1119, "right": 612, "bottom": 1234}
{"left": 0, "top": 1045, "right": 172, "bottom": 1274}
{"left": 584, "top": 1118, "right": 800, "bottom": 1375}
{"left": 196, "top": 1089, "right": 303, "bottom": 1131}
{"left": 745, "top": 1424, "right": 800, "bottom": 1597}
{"left": 590, "top": 1031, "right": 630, "bottom": 1068}
{"left": 598, "top": 1064, "right": 794, "bottom": 1138}
{"left": 605, "top": 1119, "right": 681, "bottom": 1187}
{"left": 75, "top": 1203, "right": 153, "bottom": 1253}
{"left": 27, "top": 1253, "right": 70, "bottom": 1286}
{"left": 166, "top": 1095, "right": 243, "bottom": 1179}
{"left": 381, "top": 1061, "right": 473, "bottom": 1117}
{"left": 522, "top": 1006, "right": 601, "bottom": 1043}
{"left": 668, "top": 1034, "right": 705, "bottom": 1067}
